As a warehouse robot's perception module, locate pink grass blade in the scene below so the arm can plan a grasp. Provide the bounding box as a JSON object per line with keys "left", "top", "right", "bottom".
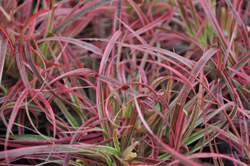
{"left": 139, "top": 45, "right": 194, "bottom": 69}
{"left": 54, "top": 0, "right": 113, "bottom": 33}
{"left": 114, "top": 0, "right": 122, "bottom": 31}
{"left": 168, "top": 153, "right": 248, "bottom": 166}
{"left": 4, "top": 90, "right": 28, "bottom": 162}
{"left": 0, "top": 34, "right": 8, "bottom": 85}
{"left": 199, "top": 0, "right": 229, "bottom": 51}
{"left": 15, "top": 42, "right": 32, "bottom": 92}
{"left": 170, "top": 48, "right": 217, "bottom": 151}
{"left": 115, "top": 41, "right": 193, "bottom": 68}
{"left": 22, "top": 9, "right": 49, "bottom": 35}
{"left": 31, "top": 90, "right": 57, "bottom": 139}
{"left": 0, "top": 25, "right": 14, "bottom": 51}
{"left": 0, "top": 144, "right": 93, "bottom": 159}
{"left": 178, "top": 48, "right": 218, "bottom": 104}
{"left": 25, "top": 40, "right": 44, "bottom": 83}
{"left": 127, "top": 0, "right": 149, "bottom": 26}
{"left": 134, "top": 97, "right": 201, "bottom": 166}
{"left": 38, "top": 36, "right": 103, "bottom": 55}
{"left": 126, "top": 11, "right": 173, "bottom": 41}
{"left": 98, "top": 31, "right": 121, "bottom": 75}
{"left": 224, "top": 0, "right": 249, "bottom": 50}
{"left": 64, "top": 116, "right": 99, "bottom": 165}
{"left": 46, "top": 68, "right": 95, "bottom": 86}
{"left": 96, "top": 31, "right": 121, "bottom": 137}
{"left": 207, "top": 124, "right": 248, "bottom": 153}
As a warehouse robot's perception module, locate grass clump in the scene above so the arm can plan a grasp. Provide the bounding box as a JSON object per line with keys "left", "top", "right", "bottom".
{"left": 0, "top": 0, "right": 249, "bottom": 165}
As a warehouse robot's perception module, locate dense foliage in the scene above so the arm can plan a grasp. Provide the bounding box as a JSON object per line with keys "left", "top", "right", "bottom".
{"left": 0, "top": 0, "right": 249, "bottom": 165}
